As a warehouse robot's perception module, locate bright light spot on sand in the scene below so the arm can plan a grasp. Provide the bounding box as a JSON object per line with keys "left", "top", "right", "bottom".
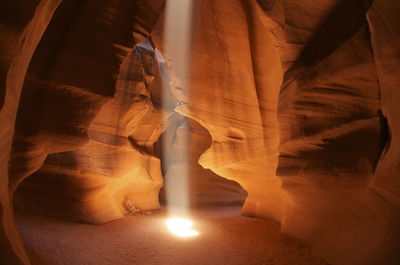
{"left": 165, "top": 217, "right": 199, "bottom": 237}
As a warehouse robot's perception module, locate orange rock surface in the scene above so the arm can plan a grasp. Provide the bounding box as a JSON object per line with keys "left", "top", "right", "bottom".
{"left": 1, "top": 0, "right": 399, "bottom": 265}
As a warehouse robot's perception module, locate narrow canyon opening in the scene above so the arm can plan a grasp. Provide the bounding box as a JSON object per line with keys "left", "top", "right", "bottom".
{"left": 1, "top": 1, "right": 400, "bottom": 265}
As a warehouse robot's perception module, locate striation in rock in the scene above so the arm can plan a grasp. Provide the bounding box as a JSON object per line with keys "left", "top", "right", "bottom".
{"left": 1, "top": 1, "right": 400, "bottom": 265}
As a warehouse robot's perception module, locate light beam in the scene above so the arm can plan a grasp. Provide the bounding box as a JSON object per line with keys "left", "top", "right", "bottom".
{"left": 163, "top": 0, "right": 196, "bottom": 220}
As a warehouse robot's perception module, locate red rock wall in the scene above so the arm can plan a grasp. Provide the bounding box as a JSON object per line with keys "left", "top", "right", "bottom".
{"left": 153, "top": 0, "right": 399, "bottom": 264}
{"left": 158, "top": 117, "right": 247, "bottom": 206}
{"left": 152, "top": 0, "right": 288, "bottom": 221}
{"left": 13, "top": 41, "right": 165, "bottom": 224}
{"left": 1, "top": 0, "right": 400, "bottom": 265}
{"left": 267, "top": 1, "right": 395, "bottom": 264}
{"left": 1, "top": 1, "right": 61, "bottom": 264}
{"left": 2, "top": 0, "right": 165, "bottom": 263}
{"left": 364, "top": 0, "right": 400, "bottom": 263}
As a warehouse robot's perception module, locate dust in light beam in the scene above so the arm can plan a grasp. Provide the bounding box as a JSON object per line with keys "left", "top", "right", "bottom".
{"left": 163, "top": 0, "right": 198, "bottom": 237}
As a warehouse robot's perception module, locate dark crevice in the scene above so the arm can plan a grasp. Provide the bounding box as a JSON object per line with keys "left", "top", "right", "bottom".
{"left": 375, "top": 110, "right": 390, "bottom": 171}
{"left": 286, "top": 0, "right": 374, "bottom": 74}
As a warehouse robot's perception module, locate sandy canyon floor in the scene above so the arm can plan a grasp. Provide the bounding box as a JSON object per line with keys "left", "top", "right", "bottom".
{"left": 15, "top": 206, "right": 329, "bottom": 265}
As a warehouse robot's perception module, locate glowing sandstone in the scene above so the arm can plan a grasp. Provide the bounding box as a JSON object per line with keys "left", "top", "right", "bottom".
{"left": 1, "top": 0, "right": 400, "bottom": 265}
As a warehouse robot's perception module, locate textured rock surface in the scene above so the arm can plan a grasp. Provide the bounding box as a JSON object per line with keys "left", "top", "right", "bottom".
{"left": 14, "top": 39, "right": 245, "bottom": 222}
{"left": 153, "top": 0, "right": 399, "bottom": 264}
{"left": 2, "top": 0, "right": 165, "bottom": 263}
{"left": 269, "top": 0, "right": 396, "bottom": 264}
{"left": 1, "top": 0, "right": 400, "bottom": 265}
{"left": 257, "top": 1, "right": 399, "bottom": 265}
{"left": 1, "top": 1, "right": 61, "bottom": 264}
{"left": 158, "top": 117, "right": 247, "bottom": 206}
{"left": 152, "top": 0, "right": 288, "bottom": 221}
{"left": 13, "top": 41, "right": 166, "bottom": 223}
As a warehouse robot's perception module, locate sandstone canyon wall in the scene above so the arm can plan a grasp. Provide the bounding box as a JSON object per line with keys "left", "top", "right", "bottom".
{"left": 1, "top": 1, "right": 61, "bottom": 264}
{"left": 1, "top": 1, "right": 399, "bottom": 265}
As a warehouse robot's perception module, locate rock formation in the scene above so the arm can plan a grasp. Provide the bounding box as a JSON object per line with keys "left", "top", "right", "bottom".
{"left": 1, "top": 0, "right": 399, "bottom": 265}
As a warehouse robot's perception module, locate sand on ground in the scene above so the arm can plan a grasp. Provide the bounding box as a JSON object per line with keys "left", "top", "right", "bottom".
{"left": 15, "top": 206, "right": 329, "bottom": 265}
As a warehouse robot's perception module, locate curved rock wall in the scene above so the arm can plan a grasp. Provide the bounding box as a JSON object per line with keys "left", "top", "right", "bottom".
{"left": 1, "top": 1, "right": 61, "bottom": 264}
{"left": 158, "top": 117, "right": 248, "bottom": 206}
{"left": 364, "top": 0, "right": 400, "bottom": 263}
{"left": 266, "top": 1, "right": 396, "bottom": 264}
{"left": 1, "top": 0, "right": 400, "bottom": 265}
{"left": 153, "top": 0, "right": 399, "bottom": 264}
{"left": 2, "top": 0, "right": 165, "bottom": 263}
{"left": 152, "top": 0, "right": 288, "bottom": 221}
{"left": 13, "top": 23, "right": 246, "bottom": 223}
{"left": 13, "top": 40, "right": 165, "bottom": 223}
